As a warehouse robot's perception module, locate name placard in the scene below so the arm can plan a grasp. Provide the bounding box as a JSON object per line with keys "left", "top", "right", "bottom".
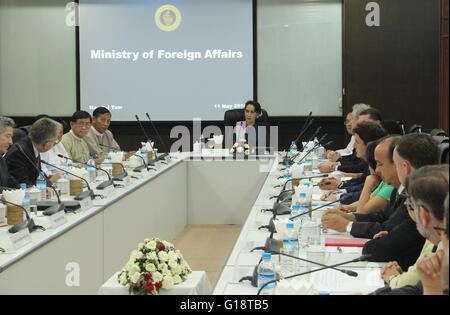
{"left": 79, "top": 196, "right": 94, "bottom": 211}
{"left": 49, "top": 211, "right": 68, "bottom": 229}
{"left": 9, "top": 228, "right": 32, "bottom": 251}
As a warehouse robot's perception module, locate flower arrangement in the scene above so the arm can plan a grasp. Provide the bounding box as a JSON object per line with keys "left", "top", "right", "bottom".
{"left": 117, "top": 237, "right": 192, "bottom": 295}
{"left": 230, "top": 140, "right": 250, "bottom": 157}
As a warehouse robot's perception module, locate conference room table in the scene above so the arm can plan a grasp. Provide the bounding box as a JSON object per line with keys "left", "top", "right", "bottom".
{"left": 0, "top": 151, "right": 386, "bottom": 294}
{"left": 0, "top": 151, "right": 274, "bottom": 294}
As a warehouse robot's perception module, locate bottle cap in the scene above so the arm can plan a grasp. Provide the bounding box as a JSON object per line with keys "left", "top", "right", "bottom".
{"left": 20, "top": 183, "right": 27, "bottom": 189}
{"left": 286, "top": 222, "right": 294, "bottom": 229}
{"left": 262, "top": 252, "right": 272, "bottom": 261}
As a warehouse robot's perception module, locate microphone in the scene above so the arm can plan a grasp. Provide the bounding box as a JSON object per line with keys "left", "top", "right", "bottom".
{"left": 280, "top": 174, "right": 328, "bottom": 191}
{"left": 98, "top": 143, "right": 119, "bottom": 152}
{"left": 259, "top": 199, "right": 342, "bottom": 233}
{"left": 305, "top": 126, "right": 322, "bottom": 144}
{"left": 100, "top": 162, "right": 128, "bottom": 180}
{"left": 131, "top": 154, "right": 157, "bottom": 172}
{"left": 288, "top": 139, "right": 333, "bottom": 165}
{"left": 1, "top": 197, "right": 45, "bottom": 234}
{"left": 57, "top": 154, "right": 114, "bottom": 190}
{"left": 14, "top": 144, "right": 79, "bottom": 214}
{"left": 280, "top": 113, "right": 313, "bottom": 165}
{"left": 146, "top": 113, "right": 170, "bottom": 161}
{"left": 135, "top": 115, "right": 161, "bottom": 164}
{"left": 40, "top": 160, "right": 94, "bottom": 201}
{"left": 256, "top": 254, "right": 372, "bottom": 295}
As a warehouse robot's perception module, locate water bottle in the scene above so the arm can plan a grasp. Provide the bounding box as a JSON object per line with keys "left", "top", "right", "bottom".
{"left": 86, "top": 156, "right": 96, "bottom": 183}
{"left": 22, "top": 191, "right": 31, "bottom": 218}
{"left": 257, "top": 252, "right": 276, "bottom": 295}
{"left": 284, "top": 222, "right": 299, "bottom": 274}
{"left": 288, "top": 141, "right": 298, "bottom": 158}
{"left": 66, "top": 159, "right": 73, "bottom": 170}
{"left": 199, "top": 135, "right": 205, "bottom": 150}
{"left": 140, "top": 143, "right": 148, "bottom": 164}
{"left": 36, "top": 173, "right": 47, "bottom": 200}
{"left": 20, "top": 183, "right": 27, "bottom": 190}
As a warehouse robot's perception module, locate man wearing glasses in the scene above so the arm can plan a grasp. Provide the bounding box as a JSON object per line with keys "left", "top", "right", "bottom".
{"left": 5, "top": 118, "right": 63, "bottom": 186}
{"left": 61, "top": 111, "right": 104, "bottom": 167}
{"left": 371, "top": 166, "right": 448, "bottom": 295}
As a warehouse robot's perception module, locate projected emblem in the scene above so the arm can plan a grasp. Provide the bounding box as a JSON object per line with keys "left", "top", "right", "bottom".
{"left": 155, "top": 5, "right": 181, "bottom": 32}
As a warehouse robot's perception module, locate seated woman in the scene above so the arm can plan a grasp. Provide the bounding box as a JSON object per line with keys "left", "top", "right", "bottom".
{"left": 234, "top": 100, "right": 269, "bottom": 149}
{"left": 332, "top": 140, "right": 394, "bottom": 214}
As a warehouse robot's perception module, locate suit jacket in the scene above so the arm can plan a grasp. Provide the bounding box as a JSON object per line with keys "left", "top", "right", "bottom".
{"left": 371, "top": 282, "right": 423, "bottom": 295}
{"left": 4, "top": 137, "right": 40, "bottom": 187}
{"left": 0, "top": 155, "right": 18, "bottom": 191}
{"left": 337, "top": 150, "right": 367, "bottom": 174}
{"left": 350, "top": 188, "right": 403, "bottom": 237}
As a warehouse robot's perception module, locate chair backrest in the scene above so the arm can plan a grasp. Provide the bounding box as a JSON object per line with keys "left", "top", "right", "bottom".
{"left": 408, "top": 124, "right": 423, "bottom": 134}
{"left": 433, "top": 136, "right": 450, "bottom": 145}
{"left": 430, "top": 128, "right": 448, "bottom": 137}
{"left": 381, "top": 120, "right": 404, "bottom": 135}
{"left": 223, "top": 108, "right": 269, "bottom": 127}
{"left": 12, "top": 128, "right": 28, "bottom": 143}
{"left": 438, "top": 143, "right": 449, "bottom": 164}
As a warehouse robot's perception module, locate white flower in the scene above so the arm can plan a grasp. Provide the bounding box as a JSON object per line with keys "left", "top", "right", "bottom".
{"left": 168, "top": 259, "right": 178, "bottom": 269}
{"left": 158, "top": 251, "right": 169, "bottom": 262}
{"left": 233, "top": 143, "right": 239, "bottom": 148}
{"left": 148, "top": 252, "right": 158, "bottom": 261}
{"left": 130, "top": 272, "right": 140, "bottom": 283}
{"left": 168, "top": 251, "right": 178, "bottom": 261}
{"left": 237, "top": 146, "right": 244, "bottom": 153}
{"left": 127, "top": 263, "right": 140, "bottom": 274}
{"left": 162, "top": 275, "right": 174, "bottom": 289}
{"left": 158, "top": 263, "right": 168, "bottom": 271}
{"left": 244, "top": 150, "right": 250, "bottom": 155}
{"left": 145, "top": 263, "right": 157, "bottom": 273}
{"left": 172, "top": 265, "right": 182, "bottom": 275}
{"left": 130, "top": 250, "right": 143, "bottom": 261}
{"left": 153, "top": 272, "right": 163, "bottom": 282}
{"left": 163, "top": 269, "right": 171, "bottom": 277}
{"left": 118, "top": 272, "right": 128, "bottom": 285}
{"left": 230, "top": 148, "right": 235, "bottom": 153}
{"left": 146, "top": 241, "right": 156, "bottom": 250}
{"left": 244, "top": 144, "right": 250, "bottom": 149}
{"left": 173, "top": 275, "right": 182, "bottom": 284}
{"left": 163, "top": 240, "right": 174, "bottom": 248}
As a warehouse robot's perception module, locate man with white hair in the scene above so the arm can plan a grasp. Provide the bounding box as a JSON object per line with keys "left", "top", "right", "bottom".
{"left": 0, "top": 116, "right": 18, "bottom": 191}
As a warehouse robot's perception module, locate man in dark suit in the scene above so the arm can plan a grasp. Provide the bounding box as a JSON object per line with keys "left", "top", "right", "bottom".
{"left": 0, "top": 116, "right": 18, "bottom": 191}
{"left": 322, "top": 134, "right": 438, "bottom": 270}
{"left": 5, "top": 118, "right": 63, "bottom": 187}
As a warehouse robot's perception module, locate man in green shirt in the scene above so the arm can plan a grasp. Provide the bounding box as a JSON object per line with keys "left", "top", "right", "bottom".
{"left": 61, "top": 111, "right": 104, "bottom": 167}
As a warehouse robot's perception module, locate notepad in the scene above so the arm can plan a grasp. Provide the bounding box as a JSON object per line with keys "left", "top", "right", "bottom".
{"left": 325, "top": 238, "right": 369, "bottom": 247}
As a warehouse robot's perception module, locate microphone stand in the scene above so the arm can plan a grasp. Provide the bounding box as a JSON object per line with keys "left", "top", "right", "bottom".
{"left": 146, "top": 113, "right": 171, "bottom": 162}
{"left": 256, "top": 255, "right": 372, "bottom": 295}
{"left": 1, "top": 198, "right": 45, "bottom": 234}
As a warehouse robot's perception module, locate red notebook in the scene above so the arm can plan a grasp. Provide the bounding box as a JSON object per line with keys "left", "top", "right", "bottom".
{"left": 325, "top": 238, "right": 369, "bottom": 247}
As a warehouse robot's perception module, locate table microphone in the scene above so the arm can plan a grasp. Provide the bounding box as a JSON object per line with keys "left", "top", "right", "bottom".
{"left": 100, "top": 162, "right": 128, "bottom": 181}
{"left": 305, "top": 126, "right": 322, "bottom": 144}
{"left": 135, "top": 115, "right": 165, "bottom": 164}
{"left": 288, "top": 139, "right": 333, "bottom": 166}
{"left": 259, "top": 198, "right": 341, "bottom": 237}
{"left": 14, "top": 144, "right": 78, "bottom": 214}
{"left": 1, "top": 197, "right": 45, "bottom": 234}
{"left": 240, "top": 250, "right": 359, "bottom": 288}
{"left": 40, "top": 160, "right": 94, "bottom": 201}
{"left": 256, "top": 254, "right": 373, "bottom": 295}
{"left": 131, "top": 154, "right": 157, "bottom": 172}
{"left": 146, "top": 113, "right": 170, "bottom": 161}
{"left": 56, "top": 154, "right": 114, "bottom": 190}
{"left": 280, "top": 112, "right": 313, "bottom": 165}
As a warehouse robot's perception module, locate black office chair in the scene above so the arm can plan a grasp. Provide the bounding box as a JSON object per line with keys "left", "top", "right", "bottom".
{"left": 433, "top": 136, "right": 449, "bottom": 145}
{"left": 430, "top": 129, "right": 448, "bottom": 137}
{"left": 381, "top": 120, "right": 404, "bottom": 135}
{"left": 223, "top": 108, "right": 269, "bottom": 127}
{"left": 438, "top": 143, "right": 449, "bottom": 164}
{"left": 408, "top": 124, "right": 423, "bottom": 134}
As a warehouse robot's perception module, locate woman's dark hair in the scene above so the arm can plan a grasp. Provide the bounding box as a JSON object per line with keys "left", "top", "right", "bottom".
{"left": 244, "top": 100, "right": 262, "bottom": 114}
{"left": 353, "top": 121, "right": 387, "bottom": 145}
{"left": 366, "top": 139, "right": 381, "bottom": 171}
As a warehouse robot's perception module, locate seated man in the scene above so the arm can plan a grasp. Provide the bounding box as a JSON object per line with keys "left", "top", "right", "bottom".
{"left": 84, "top": 107, "right": 120, "bottom": 159}
{"left": 322, "top": 134, "right": 437, "bottom": 269}
{"left": 61, "top": 111, "right": 103, "bottom": 167}
{"left": 5, "top": 118, "right": 63, "bottom": 187}
{"left": 326, "top": 104, "right": 371, "bottom": 162}
{"left": 0, "top": 116, "right": 18, "bottom": 191}
{"left": 40, "top": 121, "right": 70, "bottom": 175}
{"left": 372, "top": 172, "right": 448, "bottom": 295}
{"left": 379, "top": 165, "right": 448, "bottom": 290}
{"left": 319, "top": 121, "right": 387, "bottom": 204}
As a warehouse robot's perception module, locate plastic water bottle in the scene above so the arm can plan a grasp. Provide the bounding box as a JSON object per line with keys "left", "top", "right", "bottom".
{"left": 36, "top": 173, "right": 47, "bottom": 200}
{"left": 22, "top": 191, "right": 31, "bottom": 218}
{"left": 140, "top": 143, "right": 148, "bottom": 164}
{"left": 199, "top": 135, "right": 205, "bottom": 150}
{"left": 288, "top": 141, "right": 298, "bottom": 158}
{"left": 86, "top": 156, "right": 96, "bottom": 183}
{"left": 257, "top": 252, "right": 276, "bottom": 295}
{"left": 284, "top": 222, "right": 299, "bottom": 274}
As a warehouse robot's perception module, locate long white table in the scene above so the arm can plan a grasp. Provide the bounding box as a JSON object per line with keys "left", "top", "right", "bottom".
{"left": 0, "top": 152, "right": 274, "bottom": 294}
{"left": 213, "top": 153, "right": 386, "bottom": 295}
